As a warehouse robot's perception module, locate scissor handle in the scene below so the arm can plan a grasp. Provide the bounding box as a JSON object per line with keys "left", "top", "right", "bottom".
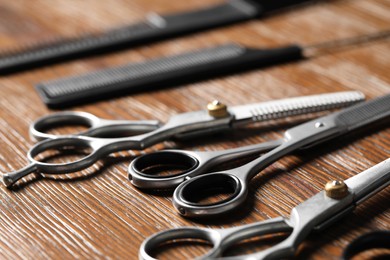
{"left": 171, "top": 137, "right": 291, "bottom": 217}
{"left": 342, "top": 231, "right": 390, "bottom": 260}
{"left": 139, "top": 217, "right": 293, "bottom": 260}
{"left": 5, "top": 120, "right": 168, "bottom": 186}
{"left": 174, "top": 153, "right": 285, "bottom": 216}
{"left": 129, "top": 141, "right": 280, "bottom": 190}
{"left": 30, "top": 111, "right": 159, "bottom": 141}
{"left": 30, "top": 136, "right": 106, "bottom": 172}
{"left": 129, "top": 150, "right": 201, "bottom": 189}
{"left": 2, "top": 136, "right": 105, "bottom": 187}
{"left": 175, "top": 170, "right": 254, "bottom": 217}
{"left": 140, "top": 227, "right": 218, "bottom": 260}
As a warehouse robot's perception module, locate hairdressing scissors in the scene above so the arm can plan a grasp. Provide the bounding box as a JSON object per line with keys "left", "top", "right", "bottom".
{"left": 2, "top": 92, "right": 364, "bottom": 188}
{"left": 139, "top": 158, "right": 390, "bottom": 260}
{"left": 129, "top": 94, "right": 390, "bottom": 217}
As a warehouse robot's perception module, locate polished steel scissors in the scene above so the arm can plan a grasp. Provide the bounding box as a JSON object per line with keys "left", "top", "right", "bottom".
{"left": 139, "top": 158, "right": 390, "bottom": 260}
{"left": 1, "top": 92, "right": 364, "bottom": 188}
{"left": 129, "top": 94, "right": 390, "bottom": 217}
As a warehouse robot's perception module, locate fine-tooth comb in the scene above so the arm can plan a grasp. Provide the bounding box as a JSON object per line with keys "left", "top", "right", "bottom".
{"left": 0, "top": 0, "right": 315, "bottom": 74}
{"left": 35, "top": 29, "right": 390, "bottom": 108}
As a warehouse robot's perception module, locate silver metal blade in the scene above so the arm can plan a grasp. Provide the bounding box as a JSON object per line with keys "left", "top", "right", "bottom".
{"left": 275, "top": 93, "right": 390, "bottom": 157}
{"left": 230, "top": 91, "right": 365, "bottom": 125}
{"left": 345, "top": 158, "right": 390, "bottom": 206}
{"left": 334, "top": 93, "right": 390, "bottom": 131}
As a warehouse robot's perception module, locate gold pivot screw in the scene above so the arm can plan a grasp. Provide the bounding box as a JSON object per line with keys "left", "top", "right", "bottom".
{"left": 207, "top": 100, "right": 228, "bottom": 118}
{"left": 325, "top": 180, "right": 349, "bottom": 199}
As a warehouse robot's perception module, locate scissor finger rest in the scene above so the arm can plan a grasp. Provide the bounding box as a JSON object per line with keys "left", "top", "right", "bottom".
{"left": 2, "top": 137, "right": 101, "bottom": 187}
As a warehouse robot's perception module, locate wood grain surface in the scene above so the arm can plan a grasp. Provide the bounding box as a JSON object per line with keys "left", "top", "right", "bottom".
{"left": 0, "top": 0, "right": 389, "bottom": 259}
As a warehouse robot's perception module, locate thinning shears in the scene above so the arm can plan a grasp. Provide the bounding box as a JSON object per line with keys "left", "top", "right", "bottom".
{"left": 129, "top": 94, "right": 390, "bottom": 217}
{"left": 2, "top": 92, "right": 364, "bottom": 188}
{"left": 139, "top": 158, "right": 390, "bottom": 260}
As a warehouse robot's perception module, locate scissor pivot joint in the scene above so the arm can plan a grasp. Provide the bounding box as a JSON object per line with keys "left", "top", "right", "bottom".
{"left": 325, "top": 180, "right": 349, "bottom": 199}
{"left": 207, "top": 100, "right": 229, "bottom": 118}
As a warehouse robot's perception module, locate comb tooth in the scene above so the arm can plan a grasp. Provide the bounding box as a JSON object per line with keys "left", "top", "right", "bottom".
{"left": 37, "top": 44, "right": 245, "bottom": 99}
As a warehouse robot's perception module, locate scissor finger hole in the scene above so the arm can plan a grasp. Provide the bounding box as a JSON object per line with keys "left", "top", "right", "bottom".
{"left": 133, "top": 152, "right": 198, "bottom": 177}
{"left": 33, "top": 146, "right": 93, "bottom": 165}
{"left": 180, "top": 174, "right": 240, "bottom": 206}
{"left": 143, "top": 228, "right": 214, "bottom": 260}
{"left": 33, "top": 114, "right": 93, "bottom": 136}
{"left": 29, "top": 139, "right": 94, "bottom": 168}
{"left": 222, "top": 231, "right": 291, "bottom": 257}
{"left": 150, "top": 237, "right": 212, "bottom": 259}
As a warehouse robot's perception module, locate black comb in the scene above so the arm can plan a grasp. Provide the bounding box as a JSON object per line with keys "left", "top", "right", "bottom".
{"left": 35, "top": 28, "right": 390, "bottom": 108}
{"left": 35, "top": 44, "right": 303, "bottom": 108}
{"left": 0, "top": 0, "right": 314, "bottom": 74}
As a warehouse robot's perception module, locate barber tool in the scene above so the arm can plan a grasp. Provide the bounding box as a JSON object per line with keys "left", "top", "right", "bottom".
{"left": 1, "top": 91, "right": 363, "bottom": 188}
{"left": 139, "top": 158, "right": 390, "bottom": 260}
{"left": 0, "top": 0, "right": 314, "bottom": 74}
{"left": 35, "top": 29, "right": 390, "bottom": 108}
{"left": 129, "top": 94, "right": 390, "bottom": 217}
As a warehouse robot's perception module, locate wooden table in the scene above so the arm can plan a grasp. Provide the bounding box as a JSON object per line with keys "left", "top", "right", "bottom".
{"left": 0, "top": 0, "right": 389, "bottom": 259}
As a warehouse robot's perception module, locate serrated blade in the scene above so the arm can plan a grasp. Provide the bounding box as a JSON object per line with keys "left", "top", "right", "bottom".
{"left": 229, "top": 91, "right": 365, "bottom": 125}
{"left": 334, "top": 93, "right": 390, "bottom": 131}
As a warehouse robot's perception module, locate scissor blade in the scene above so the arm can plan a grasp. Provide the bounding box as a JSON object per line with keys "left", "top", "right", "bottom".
{"left": 333, "top": 93, "right": 390, "bottom": 131}
{"left": 284, "top": 159, "right": 389, "bottom": 254}
{"left": 284, "top": 93, "right": 390, "bottom": 152}
{"left": 345, "top": 158, "right": 390, "bottom": 206}
{"left": 229, "top": 91, "right": 365, "bottom": 125}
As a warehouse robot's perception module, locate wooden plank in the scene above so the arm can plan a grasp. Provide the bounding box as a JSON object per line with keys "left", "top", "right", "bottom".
{"left": 0, "top": 0, "right": 389, "bottom": 259}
